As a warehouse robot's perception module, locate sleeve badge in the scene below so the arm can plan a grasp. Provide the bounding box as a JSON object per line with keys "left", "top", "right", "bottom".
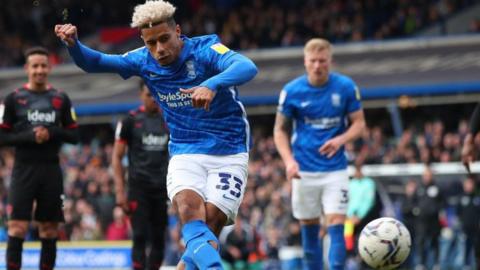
{"left": 210, "top": 43, "right": 230, "bottom": 54}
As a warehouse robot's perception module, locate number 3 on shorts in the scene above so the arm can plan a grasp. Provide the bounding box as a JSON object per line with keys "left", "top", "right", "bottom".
{"left": 215, "top": 173, "right": 243, "bottom": 198}
{"left": 340, "top": 188, "right": 348, "bottom": 204}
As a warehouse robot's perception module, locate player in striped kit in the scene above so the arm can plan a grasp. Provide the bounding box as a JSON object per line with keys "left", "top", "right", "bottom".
{"left": 54, "top": 1, "right": 257, "bottom": 269}
{"left": 274, "top": 38, "right": 366, "bottom": 270}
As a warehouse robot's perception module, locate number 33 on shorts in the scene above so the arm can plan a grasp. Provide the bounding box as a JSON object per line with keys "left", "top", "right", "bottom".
{"left": 211, "top": 171, "right": 246, "bottom": 224}
{"left": 215, "top": 172, "right": 243, "bottom": 201}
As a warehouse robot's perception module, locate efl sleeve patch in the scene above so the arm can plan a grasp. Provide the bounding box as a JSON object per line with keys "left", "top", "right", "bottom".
{"left": 354, "top": 86, "right": 361, "bottom": 100}
{"left": 278, "top": 89, "right": 287, "bottom": 105}
{"left": 210, "top": 43, "right": 230, "bottom": 54}
{"left": 70, "top": 108, "right": 77, "bottom": 122}
{"left": 115, "top": 121, "right": 122, "bottom": 140}
{"left": 0, "top": 104, "right": 5, "bottom": 124}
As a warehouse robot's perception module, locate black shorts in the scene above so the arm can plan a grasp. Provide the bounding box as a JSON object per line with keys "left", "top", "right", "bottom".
{"left": 128, "top": 185, "right": 168, "bottom": 235}
{"left": 8, "top": 162, "right": 64, "bottom": 222}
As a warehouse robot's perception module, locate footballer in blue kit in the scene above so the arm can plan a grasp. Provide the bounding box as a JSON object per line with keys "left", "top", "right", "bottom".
{"left": 274, "top": 38, "right": 366, "bottom": 270}
{"left": 55, "top": 1, "right": 257, "bottom": 269}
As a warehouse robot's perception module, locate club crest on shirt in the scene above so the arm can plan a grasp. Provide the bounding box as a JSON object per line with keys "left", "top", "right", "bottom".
{"left": 17, "top": 98, "right": 28, "bottom": 105}
{"left": 185, "top": 60, "right": 197, "bottom": 79}
{"left": 52, "top": 96, "right": 63, "bottom": 109}
{"left": 331, "top": 93, "right": 341, "bottom": 107}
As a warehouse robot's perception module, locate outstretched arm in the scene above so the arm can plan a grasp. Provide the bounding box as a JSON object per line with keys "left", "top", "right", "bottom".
{"left": 55, "top": 24, "right": 138, "bottom": 78}
{"left": 182, "top": 51, "right": 258, "bottom": 110}
{"left": 182, "top": 53, "right": 258, "bottom": 111}
{"left": 200, "top": 53, "right": 258, "bottom": 92}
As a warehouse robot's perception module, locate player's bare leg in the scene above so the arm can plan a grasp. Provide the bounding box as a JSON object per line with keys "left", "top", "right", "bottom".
{"left": 325, "top": 213, "right": 345, "bottom": 226}
{"left": 7, "top": 220, "right": 29, "bottom": 238}
{"left": 174, "top": 190, "right": 220, "bottom": 252}
{"left": 174, "top": 189, "right": 205, "bottom": 267}
{"left": 174, "top": 190, "right": 204, "bottom": 270}
{"left": 173, "top": 190, "right": 206, "bottom": 224}
{"left": 176, "top": 262, "right": 186, "bottom": 270}
{"left": 205, "top": 202, "right": 228, "bottom": 237}
{"left": 38, "top": 222, "right": 60, "bottom": 238}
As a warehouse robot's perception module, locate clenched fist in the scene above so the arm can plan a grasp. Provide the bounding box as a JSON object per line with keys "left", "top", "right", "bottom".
{"left": 54, "top": 24, "right": 78, "bottom": 47}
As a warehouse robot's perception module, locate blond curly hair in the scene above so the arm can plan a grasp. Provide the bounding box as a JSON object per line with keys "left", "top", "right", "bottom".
{"left": 131, "top": 0, "right": 176, "bottom": 28}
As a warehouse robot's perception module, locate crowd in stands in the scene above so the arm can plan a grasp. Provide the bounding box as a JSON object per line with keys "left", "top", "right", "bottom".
{"left": 0, "top": 117, "right": 478, "bottom": 267}
{"left": 470, "top": 17, "right": 480, "bottom": 32}
{"left": 351, "top": 119, "right": 470, "bottom": 165}
{"left": 1, "top": 0, "right": 479, "bottom": 67}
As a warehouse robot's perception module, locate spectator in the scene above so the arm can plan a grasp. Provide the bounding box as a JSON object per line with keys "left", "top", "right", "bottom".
{"left": 469, "top": 18, "right": 480, "bottom": 33}
{"left": 457, "top": 177, "right": 480, "bottom": 268}
{"left": 1, "top": 0, "right": 478, "bottom": 68}
{"left": 262, "top": 226, "right": 282, "bottom": 270}
{"left": 281, "top": 220, "right": 303, "bottom": 270}
{"left": 221, "top": 217, "right": 253, "bottom": 269}
{"left": 95, "top": 183, "right": 115, "bottom": 231}
{"left": 346, "top": 163, "right": 379, "bottom": 259}
{"left": 105, "top": 206, "right": 130, "bottom": 241}
{"left": 400, "top": 179, "right": 419, "bottom": 269}
{"left": 347, "top": 163, "right": 378, "bottom": 233}
{"left": 414, "top": 166, "right": 444, "bottom": 269}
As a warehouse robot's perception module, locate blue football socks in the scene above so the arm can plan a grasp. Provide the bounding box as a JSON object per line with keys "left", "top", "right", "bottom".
{"left": 327, "top": 224, "right": 346, "bottom": 270}
{"left": 181, "top": 220, "right": 223, "bottom": 269}
{"left": 181, "top": 248, "right": 197, "bottom": 270}
{"left": 301, "top": 224, "right": 323, "bottom": 270}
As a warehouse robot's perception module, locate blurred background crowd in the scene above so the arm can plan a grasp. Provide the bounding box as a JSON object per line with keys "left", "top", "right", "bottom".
{"left": 0, "top": 116, "right": 479, "bottom": 268}
{"left": 2, "top": 0, "right": 480, "bottom": 269}
{"left": 1, "top": 0, "right": 480, "bottom": 67}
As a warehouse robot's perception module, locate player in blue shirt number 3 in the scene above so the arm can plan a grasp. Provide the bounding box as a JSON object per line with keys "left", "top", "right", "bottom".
{"left": 274, "top": 38, "right": 366, "bottom": 270}
{"left": 55, "top": 1, "right": 258, "bottom": 269}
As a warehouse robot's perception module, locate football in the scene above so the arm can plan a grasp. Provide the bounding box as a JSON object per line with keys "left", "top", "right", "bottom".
{"left": 358, "top": 217, "right": 411, "bottom": 270}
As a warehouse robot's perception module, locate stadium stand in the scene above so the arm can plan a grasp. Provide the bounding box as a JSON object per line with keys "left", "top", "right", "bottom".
{"left": 0, "top": 0, "right": 479, "bottom": 67}
{"left": 2, "top": 35, "right": 480, "bottom": 120}
{"left": 2, "top": 0, "right": 480, "bottom": 269}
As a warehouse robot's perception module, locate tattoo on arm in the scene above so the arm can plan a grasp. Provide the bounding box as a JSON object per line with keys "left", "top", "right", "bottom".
{"left": 274, "top": 113, "right": 293, "bottom": 135}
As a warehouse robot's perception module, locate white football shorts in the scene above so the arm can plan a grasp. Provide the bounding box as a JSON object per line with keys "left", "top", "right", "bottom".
{"left": 291, "top": 169, "right": 349, "bottom": 219}
{"left": 167, "top": 153, "right": 248, "bottom": 224}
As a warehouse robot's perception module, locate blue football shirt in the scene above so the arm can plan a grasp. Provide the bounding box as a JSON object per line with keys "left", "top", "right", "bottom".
{"left": 68, "top": 34, "right": 257, "bottom": 156}
{"left": 278, "top": 73, "right": 362, "bottom": 172}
